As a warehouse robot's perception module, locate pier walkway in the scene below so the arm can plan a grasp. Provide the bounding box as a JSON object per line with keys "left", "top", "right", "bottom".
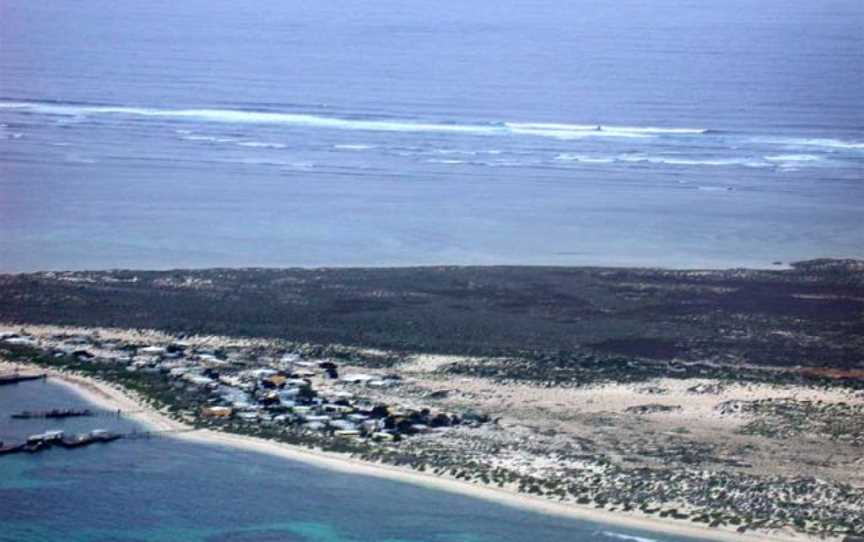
{"left": 0, "top": 373, "right": 47, "bottom": 386}
{"left": 0, "top": 428, "right": 196, "bottom": 456}
{"left": 10, "top": 408, "right": 148, "bottom": 420}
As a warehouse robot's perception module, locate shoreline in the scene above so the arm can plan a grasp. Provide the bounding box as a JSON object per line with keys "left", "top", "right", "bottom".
{"left": 0, "top": 260, "right": 800, "bottom": 275}
{"left": 4, "top": 361, "right": 818, "bottom": 542}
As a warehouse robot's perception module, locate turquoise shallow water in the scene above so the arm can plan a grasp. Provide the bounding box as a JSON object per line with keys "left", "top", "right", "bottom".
{"left": 0, "top": 380, "right": 703, "bottom": 542}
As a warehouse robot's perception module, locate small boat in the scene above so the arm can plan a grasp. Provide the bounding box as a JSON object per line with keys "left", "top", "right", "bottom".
{"left": 89, "top": 429, "right": 121, "bottom": 443}
{"left": 60, "top": 430, "right": 121, "bottom": 449}
{"left": 23, "top": 430, "right": 65, "bottom": 452}
{"left": 26, "top": 430, "right": 65, "bottom": 444}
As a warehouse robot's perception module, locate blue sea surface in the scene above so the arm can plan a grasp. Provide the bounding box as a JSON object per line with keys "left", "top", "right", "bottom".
{"left": 0, "top": 380, "right": 703, "bottom": 542}
{"left": 1, "top": 0, "right": 862, "bottom": 271}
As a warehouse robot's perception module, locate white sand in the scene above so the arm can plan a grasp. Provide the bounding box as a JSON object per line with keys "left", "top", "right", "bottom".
{"left": 1, "top": 360, "right": 825, "bottom": 542}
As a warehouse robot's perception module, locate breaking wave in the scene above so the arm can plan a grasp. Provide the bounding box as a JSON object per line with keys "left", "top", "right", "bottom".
{"left": 555, "top": 153, "right": 616, "bottom": 164}
{"left": 753, "top": 136, "right": 864, "bottom": 151}
{"left": 0, "top": 100, "right": 709, "bottom": 141}
{"left": 557, "top": 153, "right": 769, "bottom": 168}
{"left": 176, "top": 131, "right": 286, "bottom": 149}
{"left": 697, "top": 185, "right": 734, "bottom": 192}
{"left": 5, "top": 100, "right": 861, "bottom": 172}
{"left": 427, "top": 158, "right": 467, "bottom": 164}
{"left": 236, "top": 141, "right": 286, "bottom": 149}
{"left": 617, "top": 155, "right": 767, "bottom": 167}
{"left": 507, "top": 122, "right": 707, "bottom": 140}
{"left": 598, "top": 531, "right": 660, "bottom": 542}
{"left": 179, "top": 134, "right": 236, "bottom": 143}
{"left": 764, "top": 154, "right": 821, "bottom": 162}
{"left": 334, "top": 143, "right": 375, "bottom": 150}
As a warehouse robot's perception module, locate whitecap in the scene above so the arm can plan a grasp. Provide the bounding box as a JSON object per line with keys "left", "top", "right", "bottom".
{"left": 617, "top": 155, "right": 769, "bottom": 168}
{"left": 607, "top": 125, "right": 708, "bottom": 135}
{"left": 555, "top": 153, "right": 615, "bottom": 164}
{"left": 754, "top": 136, "right": 864, "bottom": 151}
{"left": 507, "top": 123, "right": 653, "bottom": 139}
{"left": 432, "top": 149, "right": 477, "bottom": 155}
{"left": 482, "top": 159, "right": 534, "bottom": 167}
{"left": 0, "top": 101, "right": 504, "bottom": 136}
{"left": 180, "top": 134, "right": 236, "bottom": 143}
{"left": 764, "top": 154, "right": 821, "bottom": 162}
{"left": 599, "top": 531, "right": 659, "bottom": 542}
{"left": 65, "top": 154, "right": 97, "bottom": 164}
{"left": 236, "top": 141, "right": 286, "bottom": 149}
{"left": 433, "top": 149, "right": 506, "bottom": 156}
{"left": 427, "top": 158, "right": 466, "bottom": 164}
{"left": 506, "top": 122, "right": 706, "bottom": 140}
{"left": 334, "top": 144, "right": 374, "bottom": 150}
{"left": 232, "top": 158, "right": 292, "bottom": 166}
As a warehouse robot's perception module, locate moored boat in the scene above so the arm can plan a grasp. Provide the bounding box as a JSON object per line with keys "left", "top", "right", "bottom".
{"left": 60, "top": 430, "right": 121, "bottom": 449}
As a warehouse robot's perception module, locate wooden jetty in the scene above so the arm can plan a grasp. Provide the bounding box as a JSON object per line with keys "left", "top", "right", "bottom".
{"left": 0, "top": 442, "right": 24, "bottom": 455}
{"left": 12, "top": 409, "right": 95, "bottom": 420}
{"left": 0, "top": 428, "right": 192, "bottom": 456}
{"left": 0, "top": 373, "right": 47, "bottom": 386}
{"left": 0, "top": 430, "right": 121, "bottom": 455}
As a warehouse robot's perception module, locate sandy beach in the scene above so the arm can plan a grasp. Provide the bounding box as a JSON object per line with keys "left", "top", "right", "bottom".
{"left": 1, "top": 360, "right": 824, "bottom": 542}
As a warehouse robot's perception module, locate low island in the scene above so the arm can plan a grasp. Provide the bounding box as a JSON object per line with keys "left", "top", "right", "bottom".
{"left": 1, "top": 260, "right": 862, "bottom": 541}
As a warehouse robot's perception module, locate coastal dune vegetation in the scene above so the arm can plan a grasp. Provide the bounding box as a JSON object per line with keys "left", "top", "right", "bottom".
{"left": 0, "top": 260, "right": 862, "bottom": 540}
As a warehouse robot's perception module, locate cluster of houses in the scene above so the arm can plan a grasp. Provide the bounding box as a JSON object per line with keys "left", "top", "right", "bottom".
{"left": 193, "top": 357, "right": 478, "bottom": 442}
{"left": 1, "top": 331, "right": 487, "bottom": 443}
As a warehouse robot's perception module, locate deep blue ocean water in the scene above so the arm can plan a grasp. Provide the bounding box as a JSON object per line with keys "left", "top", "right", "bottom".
{"left": 0, "top": 380, "right": 702, "bottom": 542}
{"left": 1, "top": 0, "right": 862, "bottom": 271}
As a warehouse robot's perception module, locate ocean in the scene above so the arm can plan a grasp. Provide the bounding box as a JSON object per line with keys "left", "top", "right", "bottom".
{"left": 0, "top": 379, "right": 700, "bottom": 542}
{"left": 1, "top": 0, "right": 862, "bottom": 272}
